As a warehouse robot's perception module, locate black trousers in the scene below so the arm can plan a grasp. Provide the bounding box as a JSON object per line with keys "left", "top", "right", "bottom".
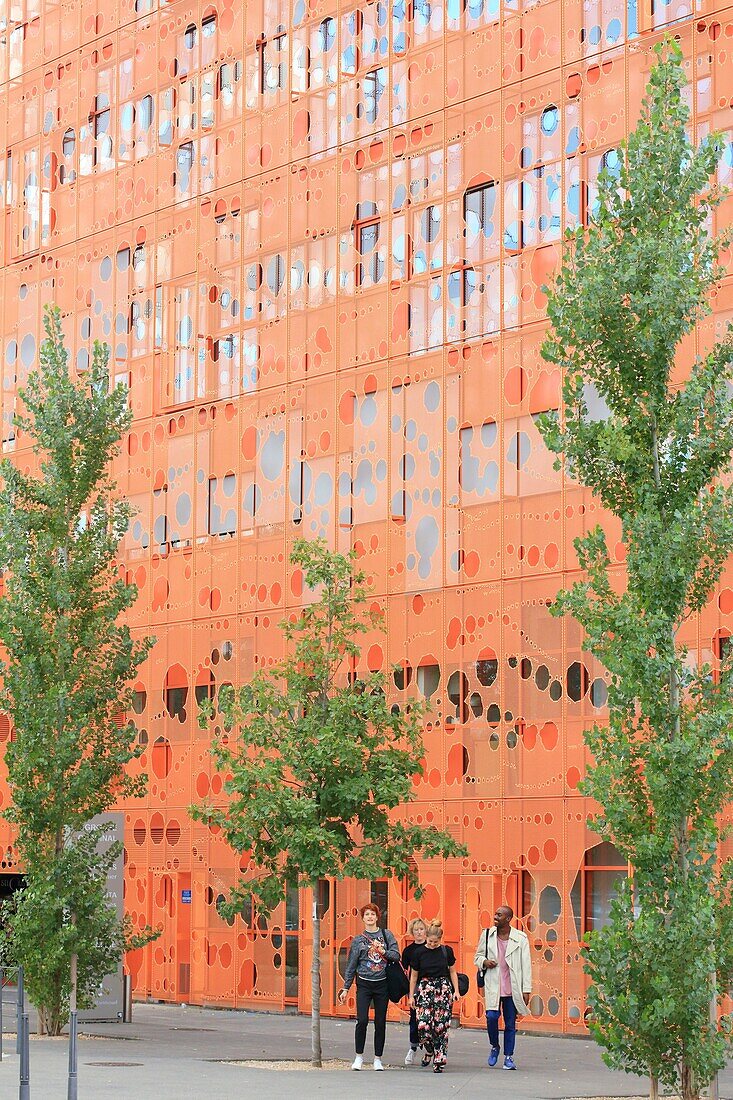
{"left": 354, "top": 977, "right": 389, "bottom": 1056}
{"left": 409, "top": 1006, "right": 419, "bottom": 1048}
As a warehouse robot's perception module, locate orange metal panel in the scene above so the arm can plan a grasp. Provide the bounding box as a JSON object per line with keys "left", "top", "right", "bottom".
{"left": 2, "top": 0, "right": 733, "bottom": 1033}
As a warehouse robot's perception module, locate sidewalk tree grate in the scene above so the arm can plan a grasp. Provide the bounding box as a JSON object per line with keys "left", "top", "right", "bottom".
{"left": 216, "top": 1059, "right": 352, "bottom": 1071}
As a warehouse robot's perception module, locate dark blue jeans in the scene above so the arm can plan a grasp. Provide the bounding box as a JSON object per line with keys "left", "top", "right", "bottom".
{"left": 486, "top": 996, "right": 517, "bottom": 1056}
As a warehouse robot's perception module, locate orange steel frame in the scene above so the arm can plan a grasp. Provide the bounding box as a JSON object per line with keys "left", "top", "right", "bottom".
{"left": 0, "top": 0, "right": 733, "bottom": 1036}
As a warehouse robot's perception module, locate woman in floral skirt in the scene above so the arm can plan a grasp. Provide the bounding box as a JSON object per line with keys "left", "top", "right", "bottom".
{"left": 407, "top": 920, "right": 459, "bottom": 1073}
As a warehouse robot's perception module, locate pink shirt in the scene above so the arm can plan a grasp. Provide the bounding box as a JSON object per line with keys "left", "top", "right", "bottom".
{"left": 497, "top": 935, "right": 512, "bottom": 997}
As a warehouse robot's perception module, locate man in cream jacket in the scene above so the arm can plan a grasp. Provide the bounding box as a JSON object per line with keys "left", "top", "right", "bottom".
{"left": 473, "top": 905, "right": 532, "bottom": 1071}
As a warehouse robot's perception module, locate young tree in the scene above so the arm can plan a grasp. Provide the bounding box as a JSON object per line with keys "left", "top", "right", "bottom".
{"left": 0, "top": 306, "right": 155, "bottom": 1035}
{"left": 194, "top": 537, "right": 467, "bottom": 1066}
{"left": 538, "top": 42, "right": 733, "bottom": 1100}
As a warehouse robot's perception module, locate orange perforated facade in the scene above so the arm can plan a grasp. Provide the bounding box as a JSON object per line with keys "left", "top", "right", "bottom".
{"left": 1, "top": 0, "right": 733, "bottom": 1035}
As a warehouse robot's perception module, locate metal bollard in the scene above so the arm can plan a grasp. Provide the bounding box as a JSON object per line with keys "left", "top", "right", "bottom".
{"left": 67, "top": 1010, "right": 78, "bottom": 1100}
{"left": 16, "top": 967, "right": 23, "bottom": 1056}
{"left": 123, "top": 973, "right": 132, "bottom": 1023}
{"left": 19, "top": 1011, "right": 30, "bottom": 1100}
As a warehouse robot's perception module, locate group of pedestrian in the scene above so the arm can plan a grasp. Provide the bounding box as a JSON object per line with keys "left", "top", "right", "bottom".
{"left": 339, "top": 900, "right": 532, "bottom": 1074}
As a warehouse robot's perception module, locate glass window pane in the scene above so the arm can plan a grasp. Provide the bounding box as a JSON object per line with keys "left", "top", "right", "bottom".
{"left": 358, "top": 223, "right": 378, "bottom": 253}
{"left": 370, "top": 880, "right": 388, "bottom": 927}
{"left": 285, "top": 935, "right": 299, "bottom": 999}
{"left": 587, "top": 841, "right": 625, "bottom": 867}
{"left": 522, "top": 869, "right": 535, "bottom": 917}
{"left": 569, "top": 871, "right": 582, "bottom": 940}
{"left": 585, "top": 869, "right": 625, "bottom": 932}
{"left": 286, "top": 884, "right": 300, "bottom": 930}
{"left": 239, "top": 895, "right": 253, "bottom": 927}
{"left": 417, "top": 663, "right": 440, "bottom": 698}
{"left": 317, "top": 879, "right": 330, "bottom": 919}
{"left": 165, "top": 686, "right": 187, "bottom": 719}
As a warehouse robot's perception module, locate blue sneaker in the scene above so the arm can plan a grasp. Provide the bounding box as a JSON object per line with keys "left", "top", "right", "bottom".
{"left": 487, "top": 1047, "right": 500, "bottom": 1067}
{"left": 503, "top": 1056, "right": 516, "bottom": 1071}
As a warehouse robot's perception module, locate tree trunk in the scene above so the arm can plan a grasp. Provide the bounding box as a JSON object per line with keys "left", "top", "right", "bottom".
{"left": 649, "top": 1075, "right": 658, "bottom": 1100}
{"left": 37, "top": 820, "right": 71, "bottom": 1036}
{"left": 311, "top": 894, "right": 322, "bottom": 1068}
{"left": 709, "top": 970, "right": 719, "bottom": 1100}
{"left": 68, "top": 944, "right": 79, "bottom": 1100}
{"left": 39, "top": 964, "right": 65, "bottom": 1036}
{"left": 661, "top": 594, "right": 700, "bottom": 1100}
{"left": 680, "top": 1060, "right": 698, "bottom": 1100}
{"left": 669, "top": 662, "right": 701, "bottom": 1100}
{"left": 39, "top": 1000, "right": 64, "bottom": 1037}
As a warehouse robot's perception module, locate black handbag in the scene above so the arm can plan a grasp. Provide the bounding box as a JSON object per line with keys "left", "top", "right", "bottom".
{"left": 385, "top": 958, "right": 411, "bottom": 1003}
{"left": 441, "top": 946, "right": 470, "bottom": 997}
{"left": 476, "top": 927, "right": 489, "bottom": 990}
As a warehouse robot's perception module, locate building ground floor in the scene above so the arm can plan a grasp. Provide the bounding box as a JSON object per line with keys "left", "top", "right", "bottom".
{"left": 3, "top": 790, "right": 731, "bottom": 1033}
{"left": 50, "top": 797, "right": 625, "bottom": 1035}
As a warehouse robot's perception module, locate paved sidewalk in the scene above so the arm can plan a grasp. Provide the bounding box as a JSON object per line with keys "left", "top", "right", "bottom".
{"left": 1, "top": 1003, "right": 731, "bottom": 1099}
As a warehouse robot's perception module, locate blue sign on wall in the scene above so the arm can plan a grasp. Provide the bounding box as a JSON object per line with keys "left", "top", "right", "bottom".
{"left": 181, "top": 889, "right": 192, "bottom": 904}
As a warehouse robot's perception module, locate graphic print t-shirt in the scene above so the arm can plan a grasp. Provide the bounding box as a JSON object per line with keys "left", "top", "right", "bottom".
{"left": 361, "top": 930, "right": 387, "bottom": 979}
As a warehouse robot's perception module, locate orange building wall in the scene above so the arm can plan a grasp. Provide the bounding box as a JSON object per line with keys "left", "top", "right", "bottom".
{"left": 1, "top": 0, "right": 733, "bottom": 1035}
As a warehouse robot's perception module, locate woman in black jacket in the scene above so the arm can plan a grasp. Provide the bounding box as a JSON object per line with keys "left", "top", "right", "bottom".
{"left": 338, "top": 903, "right": 400, "bottom": 1071}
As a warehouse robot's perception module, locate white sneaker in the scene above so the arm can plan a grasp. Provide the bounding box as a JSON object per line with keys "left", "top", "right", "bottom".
{"left": 405, "top": 1048, "right": 416, "bottom": 1065}
{"left": 373, "top": 1057, "right": 384, "bottom": 1071}
{"left": 351, "top": 1055, "right": 363, "bottom": 1071}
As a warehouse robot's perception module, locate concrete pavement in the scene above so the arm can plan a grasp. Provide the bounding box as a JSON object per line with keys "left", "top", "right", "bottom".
{"left": 1, "top": 1002, "right": 730, "bottom": 1099}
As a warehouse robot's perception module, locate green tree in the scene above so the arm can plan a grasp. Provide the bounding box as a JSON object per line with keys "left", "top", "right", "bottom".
{"left": 538, "top": 42, "right": 733, "bottom": 1100}
{"left": 0, "top": 306, "right": 155, "bottom": 1035}
{"left": 194, "top": 537, "right": 466, "bottom": 1066}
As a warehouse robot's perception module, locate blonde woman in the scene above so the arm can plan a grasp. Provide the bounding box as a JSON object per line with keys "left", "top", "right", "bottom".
{"left": 401, "top": 917, "right": 427, "bottom": 1064}
{"left": 408, "top": 919, "right": 459, "bottom": 1073}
